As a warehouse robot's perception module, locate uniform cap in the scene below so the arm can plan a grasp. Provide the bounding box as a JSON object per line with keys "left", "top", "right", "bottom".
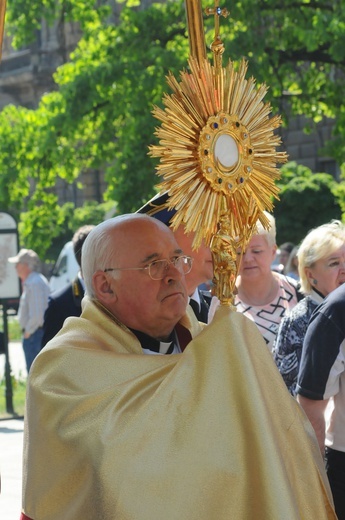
{"left": 137, "top": 192, "right": 176, "bottom": 227}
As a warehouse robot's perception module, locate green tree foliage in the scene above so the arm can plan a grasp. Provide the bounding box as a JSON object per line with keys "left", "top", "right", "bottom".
{"left": 2, "top": 0, "right": 345, "bottom": 255}
{"left": 4, "top": 0, "right": 189, "bottom": 217}
{"left": 274, "top": 162, "right": 342, "bottom": 245}
{"left": 0, "top": 0, "right": 189, "bottom": 255}
{"left": 19, "top": 200, "right": 116, "bottom": 261}
{"left": 333, "top": 170, "right": 345, "bottom": 216}
{"left": 6, "top": 0, "right": 110, "bottom": 48}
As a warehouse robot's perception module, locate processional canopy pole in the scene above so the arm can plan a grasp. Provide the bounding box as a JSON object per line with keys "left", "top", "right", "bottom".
{"left": 0, "top": 0, "right": 6, "bottom": 60}
{"left": 149, "top": 0, "right": 287, "bottom": 307}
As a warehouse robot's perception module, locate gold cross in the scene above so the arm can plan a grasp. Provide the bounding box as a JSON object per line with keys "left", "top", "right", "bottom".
{"left": 205, "top": 0, "right": 229, "bottom": 43}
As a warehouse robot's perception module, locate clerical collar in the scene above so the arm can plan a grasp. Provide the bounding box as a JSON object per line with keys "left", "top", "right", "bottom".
{"left": 92, "top": 299, "right": 181, "bottom": 354}
{"left": 130, "top": 328, "right": 178, "bottom": 355}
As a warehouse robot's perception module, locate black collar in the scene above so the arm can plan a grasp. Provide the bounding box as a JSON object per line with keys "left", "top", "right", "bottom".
{"left": 130, "top": 328, "right": 176, "bottom": 354}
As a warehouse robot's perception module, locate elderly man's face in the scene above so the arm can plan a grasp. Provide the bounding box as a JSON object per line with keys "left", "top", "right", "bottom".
{"left": 15, "top": 262, "right": 31, "bottom": 282}
{"left": 98, "top": 218, "right": 189, "bottom": 340}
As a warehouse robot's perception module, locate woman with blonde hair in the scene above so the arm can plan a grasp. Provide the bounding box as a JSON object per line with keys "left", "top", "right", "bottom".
{"left": 274, "top": 220, "right": 345, "bottom": 395}
{"left": 235, "top": 212, "right": 300, "bottom": 352}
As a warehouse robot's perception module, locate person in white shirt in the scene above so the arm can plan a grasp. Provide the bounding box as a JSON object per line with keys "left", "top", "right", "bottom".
{"left": 8, "top": 248, "right": 50, "bottom": 372}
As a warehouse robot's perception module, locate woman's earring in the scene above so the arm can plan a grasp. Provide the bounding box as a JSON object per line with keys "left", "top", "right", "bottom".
{"left": 313, "top": 279, "right": 317, "bottom": 285}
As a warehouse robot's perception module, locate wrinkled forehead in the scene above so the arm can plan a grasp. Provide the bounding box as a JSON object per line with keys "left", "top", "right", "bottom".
{"left": 114, "top": 217, "right": 182, "bottom": 263}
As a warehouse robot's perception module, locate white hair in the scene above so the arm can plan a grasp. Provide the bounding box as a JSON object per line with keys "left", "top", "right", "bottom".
{"left": 254, "top": 211, "right": 277, "bottom": 247}
{"left": 81, "top": 214, "right": 141, "bottom": 298}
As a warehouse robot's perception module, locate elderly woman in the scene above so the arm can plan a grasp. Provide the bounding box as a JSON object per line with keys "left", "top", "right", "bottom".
{"left": 235, "top": 212, "right": 300, "bottom": 351}
{"left": 273, "top": 220, "right": 345, "bottom": 395}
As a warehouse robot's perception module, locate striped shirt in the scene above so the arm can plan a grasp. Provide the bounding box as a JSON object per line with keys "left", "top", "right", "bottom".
{"left": 235, "top": 274, "right": 298, "bottom": 352}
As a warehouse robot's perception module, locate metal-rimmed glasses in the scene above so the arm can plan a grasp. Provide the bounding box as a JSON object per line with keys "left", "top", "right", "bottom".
{"left": 104, "top": 255, "right": 193, "bottom": 281}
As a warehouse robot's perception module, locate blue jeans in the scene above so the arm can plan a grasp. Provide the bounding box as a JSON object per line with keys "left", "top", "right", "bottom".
{"left": 23, "top": 328, "right": 44, "bottom": 373}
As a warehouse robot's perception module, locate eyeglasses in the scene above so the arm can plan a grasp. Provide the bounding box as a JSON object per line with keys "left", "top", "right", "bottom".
{"left": 104, "top": 255, "right": 193, "bottom": 280}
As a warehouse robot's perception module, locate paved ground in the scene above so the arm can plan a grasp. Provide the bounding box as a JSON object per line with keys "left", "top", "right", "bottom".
{"left": 0, "top": 342, "right": 27, "bottom": 519}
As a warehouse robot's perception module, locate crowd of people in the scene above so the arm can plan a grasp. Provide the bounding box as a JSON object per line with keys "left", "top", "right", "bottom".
{"left": 6, "top": 198, "right": 344, "bottom": 519}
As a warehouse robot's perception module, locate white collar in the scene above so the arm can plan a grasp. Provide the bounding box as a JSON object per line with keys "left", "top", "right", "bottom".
{"left": 189, "top": 288, "right": 201, "bottom": 310}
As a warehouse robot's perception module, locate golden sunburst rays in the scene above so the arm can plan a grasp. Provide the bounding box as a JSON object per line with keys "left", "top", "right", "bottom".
{"left": 149, "top": 55, "right": 287, "bottom": 250}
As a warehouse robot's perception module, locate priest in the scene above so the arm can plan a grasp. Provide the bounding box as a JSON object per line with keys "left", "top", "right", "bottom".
{"left": 21, "top": 214, "right": 336, "bottom": 519}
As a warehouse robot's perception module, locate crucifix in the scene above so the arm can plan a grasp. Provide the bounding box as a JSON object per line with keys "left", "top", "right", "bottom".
{"left": 205, "top": 0, "right": 229, "bottom": 46}
{"left": 204, "top": 0, "right": 230, "bottom": 69}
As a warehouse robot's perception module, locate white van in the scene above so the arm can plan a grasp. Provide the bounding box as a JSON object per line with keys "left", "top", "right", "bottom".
{"left": 49, "top": 241, "right": 79, "bottom": 293}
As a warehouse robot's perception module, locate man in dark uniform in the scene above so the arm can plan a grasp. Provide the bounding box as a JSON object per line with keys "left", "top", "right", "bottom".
{"left": 138, "top": 192, "right": 213, "bottom": 322}
{"left": 41, "top": 225, "right": 94, "bottom": 347}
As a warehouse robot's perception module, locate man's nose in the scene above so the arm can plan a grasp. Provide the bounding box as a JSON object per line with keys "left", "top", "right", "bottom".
{"left": 163, "top": 262, "right": 183, "bottom": 283}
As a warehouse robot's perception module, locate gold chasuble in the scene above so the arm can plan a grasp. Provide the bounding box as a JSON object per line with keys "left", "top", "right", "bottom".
{"left": 21, "top": 296, "right": 335, "bottom": 519}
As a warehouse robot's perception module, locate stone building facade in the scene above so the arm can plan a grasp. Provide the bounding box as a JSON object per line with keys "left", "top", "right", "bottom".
{"left": 281, "top": 115, "right": 338, "bottom": 180}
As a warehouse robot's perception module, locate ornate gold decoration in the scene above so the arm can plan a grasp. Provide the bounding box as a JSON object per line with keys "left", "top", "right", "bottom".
{"left": 210, "top": 210, "right": 238, "bottom": 307}
{"left": 149, "top": 0, "right": 287, "bottom": 306}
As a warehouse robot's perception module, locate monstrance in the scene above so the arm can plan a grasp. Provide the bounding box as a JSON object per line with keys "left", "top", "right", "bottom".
{"left": 149, "top": 0, "right": 287, "bottom": 307}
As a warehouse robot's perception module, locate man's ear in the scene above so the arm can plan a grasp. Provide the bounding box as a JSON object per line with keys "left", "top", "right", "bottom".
{"left": 92, "top": 271, "right": 118, "bottom": 304}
